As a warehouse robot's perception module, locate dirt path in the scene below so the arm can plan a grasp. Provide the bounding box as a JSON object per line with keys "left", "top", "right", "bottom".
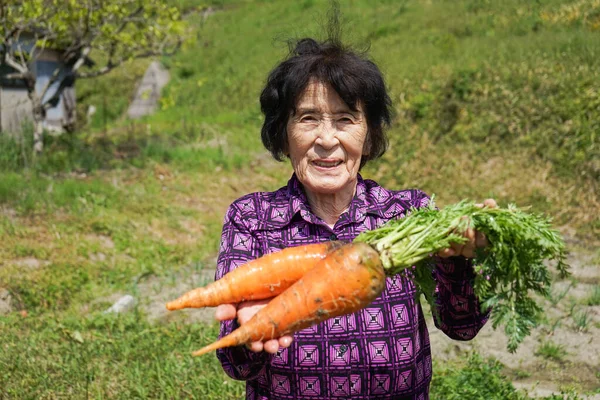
{"left": 140, "top": 261, "right": 218, "bottom": 325}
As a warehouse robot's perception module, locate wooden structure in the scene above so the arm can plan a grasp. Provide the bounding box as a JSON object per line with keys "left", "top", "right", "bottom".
{"left": 0, "top": 42, "right": 76, "bottom": 135}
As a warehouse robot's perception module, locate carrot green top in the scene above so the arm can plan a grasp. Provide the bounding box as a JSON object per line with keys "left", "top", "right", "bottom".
{"left": 215, "top": 174, "right": 489, "bottom": 400}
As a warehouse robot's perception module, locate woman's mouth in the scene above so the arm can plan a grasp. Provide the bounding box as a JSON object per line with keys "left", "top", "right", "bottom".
{"left": 312, "top": 159, "right": 342, "bottom": 168}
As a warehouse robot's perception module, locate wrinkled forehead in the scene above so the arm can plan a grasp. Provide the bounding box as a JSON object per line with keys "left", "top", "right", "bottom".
{"left": 293, "top": 79, "right": 363, "bottom": 115}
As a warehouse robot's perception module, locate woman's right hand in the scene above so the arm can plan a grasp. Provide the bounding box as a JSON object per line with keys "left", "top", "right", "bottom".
{"left": 215, "top": 300, "right": 294, "bottom": 354}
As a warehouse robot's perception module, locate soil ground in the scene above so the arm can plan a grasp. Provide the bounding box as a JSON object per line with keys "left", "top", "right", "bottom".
{"left": 427, "top": 244, "right": 600, "bottom": 398}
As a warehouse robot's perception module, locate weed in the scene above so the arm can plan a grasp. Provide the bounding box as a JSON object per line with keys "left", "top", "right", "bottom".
{"left": 513, "top": 369, "right": 532, "bottom": 380}
{"left": 572, "top": 308, "right": 590, "bottom": 332}
{"left": 585, "top": 285, "right": 600, "bottom": 306}
{"left": 0, "top": 126, "right": 34, "bottom": 170}
{"left": 535, "top": 341, "right": 569, "bottom": 362}
{"left": 431, "top": 353, "right": 527, "bottom": 400}
{"left": 541, "top": 390, "right": 585, "bottom": 400}
{"left": 550, "top": 282, "right": 573, "bottom": 306}
{"left": 547, "top": 317, "right": 563, "bottom": 334}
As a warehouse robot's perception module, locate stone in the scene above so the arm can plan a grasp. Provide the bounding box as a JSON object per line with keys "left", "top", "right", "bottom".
{"left": 0, "top": 288, "right": 13, "bottom": 315}
{"left": 127, "top": 61, "right": 170, "bottom": 119}
{"left": 104, "top": 295, "right": 136, "bottom": 314}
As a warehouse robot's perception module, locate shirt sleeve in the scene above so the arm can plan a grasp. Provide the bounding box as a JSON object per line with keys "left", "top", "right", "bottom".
{"left": 412, "top": 190, "right": 490, "bottom": 341}
{"left": 432, "top": 255, "right": 490, "bottom": 340}
{"left": 214, "top": 201, "right": 273, "bottom": 381}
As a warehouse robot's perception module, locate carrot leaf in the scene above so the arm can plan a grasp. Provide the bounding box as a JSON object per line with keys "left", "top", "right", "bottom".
{"left": 354, "top": 197, "right": 569, "bottom": 352}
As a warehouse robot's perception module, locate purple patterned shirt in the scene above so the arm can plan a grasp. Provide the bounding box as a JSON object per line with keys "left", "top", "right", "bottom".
{"left": 215, "top": 174, "right": 489, "bottom": 400}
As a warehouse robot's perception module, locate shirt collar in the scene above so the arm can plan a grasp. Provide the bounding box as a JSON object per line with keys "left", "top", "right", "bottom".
{"left": 285, "top": 173, "right": 373, "bottom": 228}
{"left": 286, "top": 174, "right": 317, "bottom": 225}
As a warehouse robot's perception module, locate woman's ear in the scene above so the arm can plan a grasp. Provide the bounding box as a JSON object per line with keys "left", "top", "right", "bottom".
{"left": 283, "top": 132, "right": 290, "bottom": 157}
{"left": 362, "top": 133, "right": 371, "bottom": 156}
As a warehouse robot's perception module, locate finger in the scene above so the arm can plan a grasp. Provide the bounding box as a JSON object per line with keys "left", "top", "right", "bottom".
{"left": 468, "top": 212, "right": 479, "bottom": 248}
{"left": 450, "top": 241, "right": 464, "bottom": 257}
{"left": 248, "top": 341, "right": 264, "bottom": 353}
{"left": 279, "top": 336, "right": 293, "bottom": 348}
{"left": 475, "top": 230, "right": 488, "bottom": 248}
{"left": 464, "top": 225, "right": 475, "bottom": 241}
{"left": 461, "top": 226, "right": 476, "bottom": 257}
{"left": 462, "top": 242, "right": 475, "bottom": 258}
{"left": 438, "top": 247, "right": 455, "bottom": 258}
{"left": 237, "top": 300, "right": 268, "bottom": 325}
{"left": 483, "top": 198, "right": 497, "bottom": 208}
{"left": 237, "top": 311, "right": 257, "bottom": 326}
{"left": 263, "top": 339, "right": 281, "bottom": 354}
{"left": 237, "top": 307, "right": 256, "bottom": 325}
{"left": 238, "top": 299, "right": 270, "bottom": 313}
{"left": 215, "top": 304, "right": 237, "bottom": 321}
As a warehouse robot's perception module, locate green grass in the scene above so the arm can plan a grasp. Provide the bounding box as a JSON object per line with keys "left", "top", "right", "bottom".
{"left": 0, "top": 313, "right": 245, "bottom": 399}
{"left": 0, "top": 167, "right": 226, "bottom": 312}
{"left": 431, "top": 354, "right": 585, "bottom": 399}
{"left": 1, "top": 0, "right": 599, "bottom": 397}
{"left": 585, "top": 285, "right": 600, "bottom": 306}
{"left": 550, "top": 283, "right": 573, "bottom": 306}
{"left": 535, "top": 341, "right": 569, "bottom": 362}
{"left": 572, "top": 308, "right": 591, "bottom": 332}
{"left": 431, "top": 353, "right": 527, "bottom": 400}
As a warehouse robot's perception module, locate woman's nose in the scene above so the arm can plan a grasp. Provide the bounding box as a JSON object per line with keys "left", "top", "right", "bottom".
{"left": 315, "top": 120, "right": 339, "bottom": 148}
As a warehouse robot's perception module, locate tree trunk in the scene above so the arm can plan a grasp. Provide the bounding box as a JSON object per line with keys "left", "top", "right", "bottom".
{"left": 33, "top": 111, "right": 44, "bottom": 155}
{"left": 28, "top": 90, "right": 45, "bottom": 155}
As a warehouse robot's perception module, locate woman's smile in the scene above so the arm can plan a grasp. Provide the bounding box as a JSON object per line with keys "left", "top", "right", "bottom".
{"left": 311, "top": 158, "right": 343, "bottom": 170}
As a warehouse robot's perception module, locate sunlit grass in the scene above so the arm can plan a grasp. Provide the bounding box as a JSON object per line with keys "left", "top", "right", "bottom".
{"left": 0, "top": 312, "right": 245, "bottom": 399}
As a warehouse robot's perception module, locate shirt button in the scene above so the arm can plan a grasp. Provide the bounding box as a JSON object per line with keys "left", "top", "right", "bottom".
{"left": 330, "top": 234, "right": 338, "bottom": 240}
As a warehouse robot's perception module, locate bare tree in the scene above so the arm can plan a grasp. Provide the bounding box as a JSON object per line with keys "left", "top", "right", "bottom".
{"left": 0, "top": 0, "right": 183, "bottom": 154}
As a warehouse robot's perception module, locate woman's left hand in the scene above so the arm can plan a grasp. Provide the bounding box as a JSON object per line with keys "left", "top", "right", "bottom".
{"left": 437, "top": 198, "right": 498, "bottom": 258}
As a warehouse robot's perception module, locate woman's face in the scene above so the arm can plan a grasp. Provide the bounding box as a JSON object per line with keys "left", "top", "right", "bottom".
{"left": 286, "top": 81, "right": 369, "bottom": 195}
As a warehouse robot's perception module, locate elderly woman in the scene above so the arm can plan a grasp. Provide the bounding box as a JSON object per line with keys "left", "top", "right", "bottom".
{"left": 214, "top": 37, "right": 493, "bottom": 400}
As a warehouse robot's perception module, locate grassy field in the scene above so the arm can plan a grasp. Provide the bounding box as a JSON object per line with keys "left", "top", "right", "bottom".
{"left": 1, "top": 0, "right": 599, "bottom": 398}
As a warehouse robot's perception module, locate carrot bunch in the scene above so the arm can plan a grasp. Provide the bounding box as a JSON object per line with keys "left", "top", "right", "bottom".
{"left": 192, "top": 242, "right": 385, "bottom": 356}
{"left": 167, "top": 199, "right": 569, "bottom": 355}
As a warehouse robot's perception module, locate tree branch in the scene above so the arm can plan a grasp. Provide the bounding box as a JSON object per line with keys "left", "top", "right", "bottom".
{"left": 3, "top": 52, "right": 28, "bottom": 75}
{"left": 116, "top": 6, "right": 144, "bottom": 34}
{"left": 4, "top": 72, "right": 27, "bottom": 80}
{"left": 69, "top": 46, "right": 92, "bottom": 73}
{"left": 75, "top": 35, "right": 180, "bottom": 80}
{"left": 75, "top": 57, "right": 124, "bottom": 79}
{"left": 14, "top": 30, "right": 30, "bottom": 71}
{"left": 39, "top": 65, "right": 63, "bottom": 102}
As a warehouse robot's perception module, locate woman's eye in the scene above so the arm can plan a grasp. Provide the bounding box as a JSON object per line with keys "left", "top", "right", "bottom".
{"left": 339, "top": 117, "right": 353, "bottom": 123}
{"left": 300, "top": 116, "right": 317, "bottom": 122}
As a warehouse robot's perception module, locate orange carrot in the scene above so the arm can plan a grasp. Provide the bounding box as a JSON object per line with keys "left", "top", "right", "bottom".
{"left": 166, "top": 241, "right": 344, "bottom": 311}
{"left": 192, "top": 242, "right": 385, "bottom": 356}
